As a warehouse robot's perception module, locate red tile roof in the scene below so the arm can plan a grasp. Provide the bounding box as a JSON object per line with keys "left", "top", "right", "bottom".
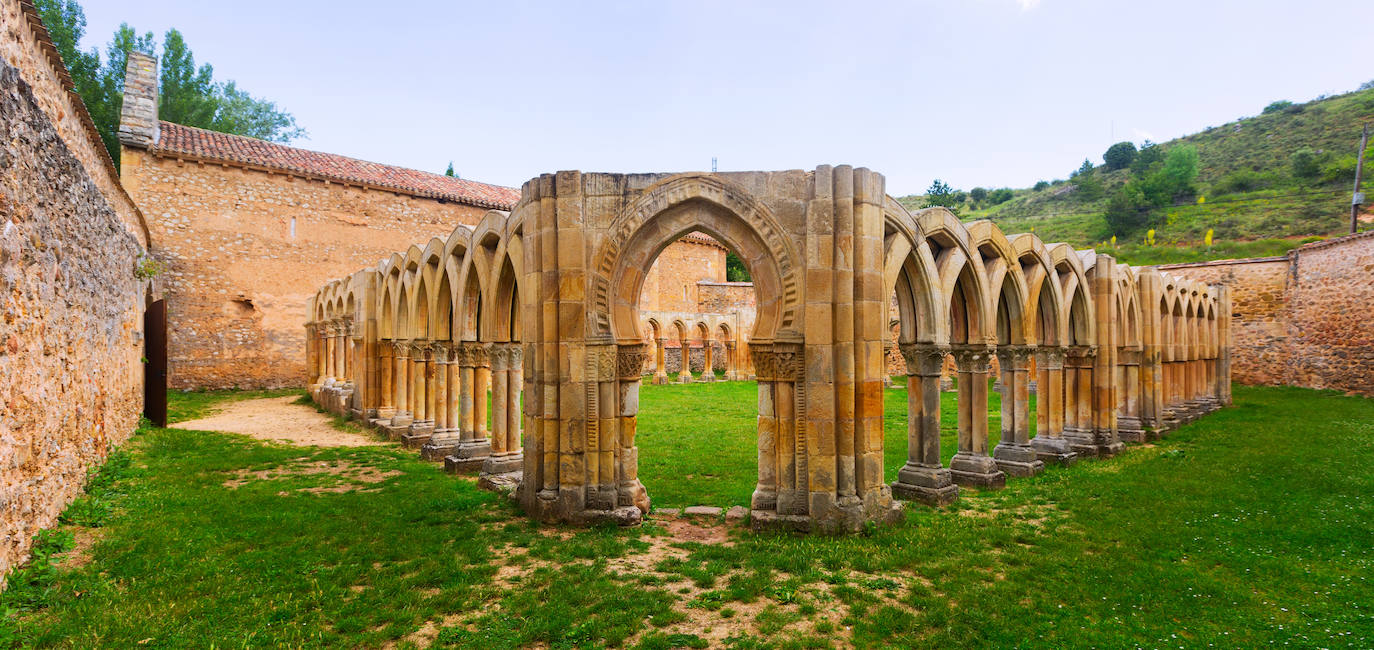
{"left": 152, "top": 121, "right": 521, "bottom": 210}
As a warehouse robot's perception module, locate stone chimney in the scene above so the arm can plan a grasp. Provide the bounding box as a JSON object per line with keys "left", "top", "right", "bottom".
{"left": 118, "top": 51, "right": 159, "bottom": 148}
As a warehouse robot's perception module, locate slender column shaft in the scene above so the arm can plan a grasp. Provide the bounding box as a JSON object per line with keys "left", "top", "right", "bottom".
{"left": 446, "top": 349, "right": 460, "bottom": 430}
{"left": 413, "top": 344, "right": 429, "bottom": 422}
{"left": 507, "top": 346, "right": 523, "bottom": 453}
{"left": 491, "top": 345, "right": 509, "bottom": 454}
{"left": 475, "top": 363, "right": 491, "bottom": 439}
{"left": 1012, "top": 352, "right": 1031, "bottom": 445}
{"left": 392, "top": 343, "right": 410, "bottom": 418}
{"left": 678, "top": 342, "right": 692, "bottom": 382}
{"left": 654, "top": 338, "right": 667, "bottom": 382}
{"left": 703, "top": 341, "right": 713, "bottom": 380}
{"left": 379, "top": 341, "right": 394, "bottom": 411}
{"left": 432, "top": 344, "right": 449, "bottom": 430}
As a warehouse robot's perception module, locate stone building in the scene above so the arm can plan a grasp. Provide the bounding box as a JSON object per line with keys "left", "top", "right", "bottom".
{"left": 116, "top": 53, "right": 745, "bottom": 390}
{"left": 0, "top": 0, "right": 153, "bottom": 581}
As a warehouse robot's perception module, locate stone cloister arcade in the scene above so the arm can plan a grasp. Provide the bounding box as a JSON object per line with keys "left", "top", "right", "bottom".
{"left": 308, "top": 166, "right": 1230, "bottom": 533}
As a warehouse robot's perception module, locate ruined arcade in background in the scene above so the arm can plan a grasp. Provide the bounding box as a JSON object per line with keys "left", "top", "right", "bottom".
{"left": 309, "top": 166, "right": 1231, "bottom": 533}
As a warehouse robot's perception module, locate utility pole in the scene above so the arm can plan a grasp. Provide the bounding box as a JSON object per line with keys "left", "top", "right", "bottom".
{"left": 1353, "top": 122, "right": 1369, "bottom": 234}
{"left": 711, "top": 157, "right": 717, "bottom": 173}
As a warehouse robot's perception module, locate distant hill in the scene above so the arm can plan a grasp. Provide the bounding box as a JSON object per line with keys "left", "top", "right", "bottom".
{"left": 897, "top": 84, "right": 1374, "bottom": 265}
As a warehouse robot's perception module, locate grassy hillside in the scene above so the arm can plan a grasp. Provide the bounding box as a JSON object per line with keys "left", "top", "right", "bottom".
{"left": 898, "top": 85, "right": 1374, "bottom": 265}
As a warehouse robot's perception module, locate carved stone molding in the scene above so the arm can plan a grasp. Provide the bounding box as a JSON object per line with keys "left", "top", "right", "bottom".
{"left": 752, "top": 343, "right": 804, "bottom": 381}
{"left": 1036, "top": 346, "right": 1067, "bottom": 370}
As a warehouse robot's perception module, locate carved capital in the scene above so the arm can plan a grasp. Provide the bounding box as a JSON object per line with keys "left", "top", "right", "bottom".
{"left": 752, "top": 343, "right": 803, "bottom": 381}
{"left": 1036, "top": 346, "right": 1067, "bottom": 370}
{"left": 951, "top": 344, "right": 992, "bottom": 373}
{"left": 508, "top": 344, "right": 523, "bottom": 369}
{"left": 995, "top": 345, "right": 1034, "bottom": 367}
{"left": 463, "top": 342, "right": 489, "bottom": 368}
{"left": 899, "top": 343, "right": 949, "bottom": 377}
{"left": 392, "top": 340, "right": 411, "bottom": 359}
{"left": 488, "top": 343, "right": 509, "bottom": 371}
{"left": 617, "top": 344, "right": 651, "bottom": 380}
{"left": 431, "top": 342, "right": 450, "bottom": 363}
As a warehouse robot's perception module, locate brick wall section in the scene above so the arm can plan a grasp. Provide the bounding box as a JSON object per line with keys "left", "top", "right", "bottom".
{"left": 0, "top": 60, "right": 144, "bottom": 582}
{"left": 122, "top": 149, "right": 490, "bottom": 388}
{"left": 1165, "top": 231, "right": 1374, "bottom": 396}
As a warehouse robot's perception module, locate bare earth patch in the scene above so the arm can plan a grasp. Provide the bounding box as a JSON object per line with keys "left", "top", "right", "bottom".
{"left": 172, "top": 395, "right": 379, "bottom": 447}
{"left": 55, "top": 526, "right": 105, "bottom": 570}
{"left": 222, "top": 459, "right": 400, "bottom": 493}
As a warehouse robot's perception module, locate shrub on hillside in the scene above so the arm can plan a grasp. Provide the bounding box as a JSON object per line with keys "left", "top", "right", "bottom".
{"left": 1131, "top": 141, "right": 1164, "bottom": 177}
{"left": 1290, "top": 147, "right": 1321, "bottom": 181}
{"left": 1212, "top": 169, "right": 1274, "bottom": 195}
{"left": 969, "top": 187, "right": 988, "bottom": 203}
{"left": 988, "top": 188, "right": 1014, "bottom": 205}
{"left": 1320, "top": 156, "right": 1358, "bottom": 184}
{"left": 1103, "top": 141, "right": 1138, "bottom": 170}
{"left": 1033, "top": 180, "right": 1049, "bottom": 191}
{"left": 1263, "top": 100, "right": 1293, "bottom": 114}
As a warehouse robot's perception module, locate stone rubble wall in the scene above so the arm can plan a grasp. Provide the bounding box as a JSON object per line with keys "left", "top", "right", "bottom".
{"left": 0, "top": 60, "right": 144, "bottom": 583}
{"left": 637, "top": 236, "right": 728, "bottom": 312}
{"left": 1163, "top": 231, "right": 1374, "bottom": 396}
{"left": 121, "top": 150, "right": 491, "bottom": 389}
{"left": 0, "top": 0, "right": 148, "bottom": 249}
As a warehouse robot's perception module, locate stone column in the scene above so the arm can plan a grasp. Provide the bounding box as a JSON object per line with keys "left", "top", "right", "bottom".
{"left": 483, "top": 343, "right": 524, "bottom": 476}
{"left": 323, "top": 323, "right": 337, "bottom": 381}
{"left": 948, "top": 345, "right": 1005, "bottom": 488}
{"left": 475, "top": 346, "right": 491, "bottom": 440}
{"left": 653, "top": 337, "right": 668, "bottom": 384}
{"left": 677, "top": 342, "right": 693, "bottom": 383}
{"left": 1117, "top": 349, "right": 1145, "bottom": 441}
{"left": 446, "top": 342, "right": 492, "bottom": 471}
{"left": 403, "top": 343, "right": 434, "bottom": 448}
{"left": 891, "top": 343, "right": 957, "bottom": 505}
{"left": 343, "top": 321, "right": 355, "bottom": 385}
{"left": 420, "top": 343, "right": 456, "bottom": 460}
{"left": 724, "top": 341, "right": 738, "bottom": 381}
{"left": 614, "top": 344, "right": 651, "bottom": 512}
{"left": 750, "top": 344, "right": 805, "bottom": 515}
{"left": 1031, "top": 347, "right": 1075, "bottom": 465}
{"left": 376, "top": 340, "right": 395, "bottom": 419}
{"left": 1064, "top": 346, "right": 1099, "bottom": 457}
{"left": 700, "top": 339, "right": 715, "bottom": 381}
{"left": 993, "top": 346, "right": 1043, "bottom": 477}
{"left": 489, "top": 344, "right": 509, "bottom": 455}
{"left": 389, "top": 342, "right": 412, "bottom": 428}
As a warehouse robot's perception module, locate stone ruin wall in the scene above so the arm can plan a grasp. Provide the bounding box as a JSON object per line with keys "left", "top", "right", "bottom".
{"left": 638, "top": 235, "right": 728, "bottom": 312}
{"left": 0, "top": 2, "right": 147, "bottom": 582}
{"left": 121, "top": 150, "right": 491, "bottom": 389}
{"left": 1164, "top": 231, "right": 1374, "bottom": 396}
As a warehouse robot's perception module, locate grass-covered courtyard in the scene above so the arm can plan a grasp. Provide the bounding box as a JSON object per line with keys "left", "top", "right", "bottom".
{"left": 2, "top": 383, "right": 1371, "bottom": 648}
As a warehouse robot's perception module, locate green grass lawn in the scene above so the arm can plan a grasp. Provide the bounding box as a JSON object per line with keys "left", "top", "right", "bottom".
{"left": 2, "top": 384, "right": 1371, "bottom": 648}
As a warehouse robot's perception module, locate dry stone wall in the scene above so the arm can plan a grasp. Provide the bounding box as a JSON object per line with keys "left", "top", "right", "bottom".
{"left": 0, "top": 60, "right": 144, "bottom": 583}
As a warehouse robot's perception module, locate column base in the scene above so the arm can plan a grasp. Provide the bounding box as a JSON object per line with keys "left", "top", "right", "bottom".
{"left": 381, "top": 422, "right": 411, "bottom": 441}
{"left": 949, "top": 453, "right": 1006, "bottom": 489}
{"left": 443, "top": 438, "right": 493, "bottom": 472}
{"left": 376, "top": 407, "right": 396, "bottom": 419}
{"left": 992, "top": 443, "right": 1045, "bottom": 477}
{"left": 677, "top": 374, "right": 692, "bottom": 384}
{"left": 1116, "top": 416, "right": 1148, "bottom": 443}
{"left": 419, "top": 431, "right": 460, "bottom": 461}
{"left": 481, "top": 452, "right": 524, "bottom": 475}
{"left": 890, "top": 463, "right": 959, "bottom": 506}
{"left": 697, "top": 373, "right": 717, "bottom": 382}
{"left": 652, "top": 374, "right": 670, "bottom": 385}
{"left": 401, "top": 422, "right": 434, "bottom": 449}
{"left": 477, "top": 469, "right": 522, "bottom": 497}
{"left": 1031, "top": 436, "right": 1078, "bottom": 466}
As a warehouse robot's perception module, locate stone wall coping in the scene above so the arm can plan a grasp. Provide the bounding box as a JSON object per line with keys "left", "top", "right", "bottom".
{"left": 1157, "top": 256, "right": 1290, "bottom": 270}
{"left": 15, "top": 0, "right": 151, "bottom": 246}
{"left": 1290, "top": 229, "right": 1374, "bottom": 254}
{"left": 696, "top": 280, "right": 755, "bottom": 287}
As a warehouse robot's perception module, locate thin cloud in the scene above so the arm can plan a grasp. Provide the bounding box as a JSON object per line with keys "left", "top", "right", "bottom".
{"left": 1017, "top": 0, "right": 1042, "bottom": 11}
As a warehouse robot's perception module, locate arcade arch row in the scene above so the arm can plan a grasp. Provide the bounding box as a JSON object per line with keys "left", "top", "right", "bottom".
{"left": 307, "top": 168, "right": 1230, "bottom": 532}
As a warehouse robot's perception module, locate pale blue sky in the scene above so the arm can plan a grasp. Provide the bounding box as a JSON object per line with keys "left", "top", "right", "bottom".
{"left": 81, "top": 0, "right": 1374, "bottom": 195}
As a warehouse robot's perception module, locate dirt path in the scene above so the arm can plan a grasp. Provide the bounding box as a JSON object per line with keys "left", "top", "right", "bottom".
{"left": 172, "top": 396, "right": 381, "bottom": 447}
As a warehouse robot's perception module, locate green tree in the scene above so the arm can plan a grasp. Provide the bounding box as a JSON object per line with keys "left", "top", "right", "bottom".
{"left": 1033, "top": 180, "right": 1049, "bottom": 191}
{"left": 925, "top": 179, "right": 959, "bottom": 211}
{"left": 988, "top": 188, "right": 1014, "bottom": 205}
{"left": 968, "top": 187, "right": 988, "bottom": 203}
{"left": 1103, "top": 184, "right": 1149, "bottom": 236}
{"left": 1072, "top": 160, "right": 1103, "bottom": 201}
{"left": 1103, "top": 141, "right": 1137, "bottom": 170}
{"left": 725, "top": 252, "right": 751, "bottom": 282}
{"left": 444, "top": 162, "right": 455, "bottom": 177}
{"left": 1130, "top": 140, "right": 1164, "bottom": 177}
{"left": 34, "top": 0, "right": 303, "bottom": 165}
